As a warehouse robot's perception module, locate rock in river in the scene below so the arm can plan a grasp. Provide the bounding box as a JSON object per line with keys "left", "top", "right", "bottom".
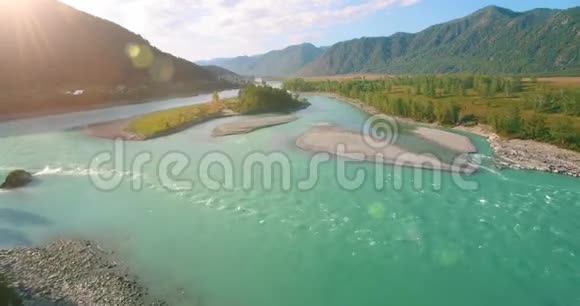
{"left": 1, "top": 170, "right": 33, "bottom": 189}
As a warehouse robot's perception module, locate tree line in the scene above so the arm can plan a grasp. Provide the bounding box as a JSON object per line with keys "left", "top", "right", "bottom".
{"left": 285, "top": 75, "right": 528, "bottom": 99}
{"left": 283, "top": 75, "right": 580, "bottom": 151}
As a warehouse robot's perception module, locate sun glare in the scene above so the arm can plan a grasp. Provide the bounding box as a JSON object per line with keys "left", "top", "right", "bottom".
{"left": 1, "top": 0, "right": 35, "bottom": 11}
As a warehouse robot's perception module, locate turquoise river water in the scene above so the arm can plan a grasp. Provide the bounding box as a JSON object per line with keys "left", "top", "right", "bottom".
{"left": 0, "top": 92, "right": 579, "bottom": 306}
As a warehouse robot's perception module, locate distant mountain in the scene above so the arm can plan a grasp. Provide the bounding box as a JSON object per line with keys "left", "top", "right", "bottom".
{"left": 0, "top": 0, "right": 227, "bottom": 91}
{"left": 204, "top": 6, "right": 580, "bottom": 77}
{"left": 203, "top": 65, "right": 253, "bottom": 85}
{"left": 300, "top": 6, "right": 580, "bottom": 75}
{"left": 199, "top": 43, "right": 325, "bottom": 77}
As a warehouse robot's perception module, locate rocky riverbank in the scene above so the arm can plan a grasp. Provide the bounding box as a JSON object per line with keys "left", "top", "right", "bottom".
{"left": 0, "top": 240, "right": 164, "bottom": 305}
{"left": 455, "top": 126, "right": 580, "bottom": 177}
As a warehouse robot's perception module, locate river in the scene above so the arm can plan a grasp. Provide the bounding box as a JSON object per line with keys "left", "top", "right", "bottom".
{"left": 0, "top": 92, "right": 579, "bottom": 306}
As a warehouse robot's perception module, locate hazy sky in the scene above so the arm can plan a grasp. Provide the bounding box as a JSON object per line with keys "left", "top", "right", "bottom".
{"left": 60, "top": 0, "right": 579, "bottom": 61}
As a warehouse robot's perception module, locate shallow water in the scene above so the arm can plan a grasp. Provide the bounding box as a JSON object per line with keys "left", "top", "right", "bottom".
{"left": 0, "top": 93, "right": 579, "bottom": 306}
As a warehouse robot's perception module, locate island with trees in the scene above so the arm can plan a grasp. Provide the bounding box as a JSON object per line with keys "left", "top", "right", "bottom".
{"left": 88, "top": 84, "right": 309, "bottom": 140}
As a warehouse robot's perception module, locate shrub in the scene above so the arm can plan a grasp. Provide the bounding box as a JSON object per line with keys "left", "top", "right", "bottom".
{"left": 0, "top": 274, "right": 21, "bottom": 306}
{"left": 236, "top": 85, "right": 304, "bottom": 114}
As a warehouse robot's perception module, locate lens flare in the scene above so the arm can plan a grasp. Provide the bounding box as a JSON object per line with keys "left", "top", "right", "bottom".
{"left": 368, "top": 202, "right": 386, "bottom": 219}
{"left": 149, "top": 56, "right": 175, "bottom": 82}
{"left": 126, "top": 44, "right": 141, "bottom": 58}
{"left": 125, "top": 43, "right": 153, "bottom": 68}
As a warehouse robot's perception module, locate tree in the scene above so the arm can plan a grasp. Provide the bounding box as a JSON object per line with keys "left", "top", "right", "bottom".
{"left": 490, "top": 78, "right": 498, "bottom": 97}
{"left": 523, "top": 114, "right": 550, "bottom": 140}
{"left": 212, "top": 91, "right": 220, "bottom": 103}
{"left": 504, "top": 106, "right": 523, "bottom": 135}
{"left": 414, "top": 84, "right": 422, "bottom": 95}
{"left": 504, "top": 80, "right": 513, "bottom": 97}
{"left": 478, "top": 82, "right": 491, "bottom": 98}
{"left": 457, "top": 84, "right": 465, "bottom": 97}
{"left": 391, "top": 98, "right": 407, "bottom": 116}
{"left": 424, "top": 101, "right": 436, "bottom": 122}
{"left": 237, "top": 84, "right": 303, "bottom": 114}
{"left": 449, "top": 102, "right": 462, "bottom": 125}
{"left": 553, "top": 118, "right": 573, "bottom": 145}
{"left": 0, "top": 274, "right": 22, "bottom": 306}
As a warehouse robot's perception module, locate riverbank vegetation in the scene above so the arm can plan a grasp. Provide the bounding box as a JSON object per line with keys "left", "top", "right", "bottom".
{"left": 284, "top": 75, "right": 580, "bottom": 151}
{"left": 127, "top": 99, "right": 230, "bottom": 138}
{"left": 0, "top": 274, "right": 21, "bottom": 306}
{"left": 127, "top": 85, "right": 307, "bottom": 138}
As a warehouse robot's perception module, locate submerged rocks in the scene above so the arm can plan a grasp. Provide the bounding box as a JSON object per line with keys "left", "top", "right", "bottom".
{"left": 0, "top": 170, "right": 33, "bottom": 189}
{"left": 212, "top": 115, "right": 298, "bottom": 137}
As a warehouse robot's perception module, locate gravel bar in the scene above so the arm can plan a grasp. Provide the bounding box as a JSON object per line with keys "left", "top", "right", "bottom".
{"left": 0, "top": 240, "right": 165, "bottom": 306}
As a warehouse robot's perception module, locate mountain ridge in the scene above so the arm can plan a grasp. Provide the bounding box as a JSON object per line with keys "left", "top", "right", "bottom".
{"left": 0, "top": 0, "right": 226, "bottom": 90}
{"left": 299, "top": 5, "right": 580, "bottom": 76}
{"left": 198, "top": 43, "right": 325, "bottom": 77}
{"left": 202, "top": 5, "right": 580, "bottom": 77}
{"left": 0, "top": 0, "right": 231, "bottom": 117}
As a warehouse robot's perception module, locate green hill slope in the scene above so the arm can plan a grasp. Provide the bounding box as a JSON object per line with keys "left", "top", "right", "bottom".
{"left": 300, "top": 6, "right": 580, "bottom": 76}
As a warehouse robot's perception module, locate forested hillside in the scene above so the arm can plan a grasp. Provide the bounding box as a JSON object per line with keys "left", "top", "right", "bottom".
{"left": 203, "top": 65, "right": 253, "bottom": 85}
{"left": 205, "top": 5, "right": 580, "bottom": 77}
{"left": 0, "top": 0, "right": 230, "bottom": 117}
{"left": 300, "top": 6, "right": 580, "bottom": 76}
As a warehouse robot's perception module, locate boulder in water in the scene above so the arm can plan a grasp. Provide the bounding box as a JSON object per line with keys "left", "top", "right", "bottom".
{"left": 1, "top": 170, "right": 33, "bottom": 189}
